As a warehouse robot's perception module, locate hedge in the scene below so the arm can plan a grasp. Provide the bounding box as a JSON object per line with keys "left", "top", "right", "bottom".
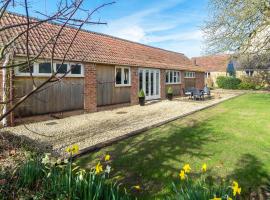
{"left": 216, "top": 76, "right": 241, "bottom": 89}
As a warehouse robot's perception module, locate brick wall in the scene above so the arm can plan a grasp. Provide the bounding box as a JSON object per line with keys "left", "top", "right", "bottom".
{"left": 130, "top": 67, "right": 139, "bottom": 105}
{"left": 160, "top": 69, "right": 166, "bottom": 99}
{"left": 195, "top": 72, "right": 205, "bottom": 89}
{"left": 84, "top": 63, "right": 97, "bottom": 112}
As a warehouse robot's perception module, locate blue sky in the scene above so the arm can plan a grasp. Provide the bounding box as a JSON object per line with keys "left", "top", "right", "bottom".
{"left": 9, "top": 0, "right": 209, "bottom": 57}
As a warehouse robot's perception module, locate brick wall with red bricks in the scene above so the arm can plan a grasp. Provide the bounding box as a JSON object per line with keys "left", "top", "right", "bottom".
{"left": 195, "top": 72, "right": 205, "bottom": 89}
{"left": 83, "top": 63, "right": 97, "bottom": 112}
{"left": 130, "top": 67, "right": 139, "bottom": 105}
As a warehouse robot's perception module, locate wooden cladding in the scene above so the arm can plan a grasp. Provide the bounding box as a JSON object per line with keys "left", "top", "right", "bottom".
{"left": 14, "top": 77, "right": 84, "bottom": 117}
{"left": 96, "top": 64, "right": 130, "bottom": 106}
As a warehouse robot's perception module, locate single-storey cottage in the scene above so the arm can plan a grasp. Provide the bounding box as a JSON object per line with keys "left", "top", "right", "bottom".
{"left": 1, "top": 12, "right": 205, "bottom": 122}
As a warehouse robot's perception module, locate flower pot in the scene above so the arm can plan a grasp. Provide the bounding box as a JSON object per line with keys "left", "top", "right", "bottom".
{"left": 167, "top": 93, "right": 173, "bottom": 100}
{"left": 139, "top": 97, "right": 145, "bottom": 106}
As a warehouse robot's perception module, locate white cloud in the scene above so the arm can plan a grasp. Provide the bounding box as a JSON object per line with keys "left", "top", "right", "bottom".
{"left": 116, "top": 25, "right": 145, "bottom": 42}
{"left": 143, "top": 30, "right": 203, "bottom": 43}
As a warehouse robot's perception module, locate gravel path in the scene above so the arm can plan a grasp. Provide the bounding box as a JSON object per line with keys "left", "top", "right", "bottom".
{"left": 1, "top": 90, "right": 244, "bottom": 153}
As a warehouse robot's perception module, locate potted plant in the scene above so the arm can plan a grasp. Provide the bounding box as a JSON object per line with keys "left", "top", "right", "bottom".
{"left": 167, "top": 87, "right": 173, "bottom": 100}
{"left": 138, "top": 89, "right": 145, "bottom": 106}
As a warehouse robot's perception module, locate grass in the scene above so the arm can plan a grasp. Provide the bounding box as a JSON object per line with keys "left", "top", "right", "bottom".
{"left": 77, "top": 93, "right": 270, "bottom": 199}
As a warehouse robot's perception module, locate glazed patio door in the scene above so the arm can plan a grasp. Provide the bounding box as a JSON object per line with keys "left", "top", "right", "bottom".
{"left": 139, "top": 68, "right": 160, "bottom": 100}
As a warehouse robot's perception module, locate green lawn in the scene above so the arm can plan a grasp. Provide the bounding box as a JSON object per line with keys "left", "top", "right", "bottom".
{"left": 77, "top": 93, "right": 270, "bottom": 199}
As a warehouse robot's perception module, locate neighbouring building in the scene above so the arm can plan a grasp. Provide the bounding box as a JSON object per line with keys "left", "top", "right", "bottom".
{"left": 0, "top": 12, "right": 205, "bottom": 125}
{"left": 191, "top": 54, "right": 265, "bottom": 87}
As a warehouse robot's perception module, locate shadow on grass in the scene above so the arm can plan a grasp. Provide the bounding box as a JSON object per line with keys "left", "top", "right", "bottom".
{"left": 227, "top": 153, "right": 269, "bottom": 197}
{"left": 78, "top": 119, "right": 224, "bottom": 198}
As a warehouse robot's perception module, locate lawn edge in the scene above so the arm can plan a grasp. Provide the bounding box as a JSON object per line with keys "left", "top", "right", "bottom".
{"left": 74, "top": 93, "right": 246, "bottom": 159}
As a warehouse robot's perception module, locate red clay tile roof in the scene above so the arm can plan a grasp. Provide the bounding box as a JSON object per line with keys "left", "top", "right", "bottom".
{"left": 1, "top": 12, "right": 204, "bottom": 72}
{"left": 191, "top": 54, "right": 230, "bottom": 72}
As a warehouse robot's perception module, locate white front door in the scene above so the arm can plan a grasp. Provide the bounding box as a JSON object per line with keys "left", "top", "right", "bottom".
{"left": 139, "top": 68, "right": 160, "bottom": 100}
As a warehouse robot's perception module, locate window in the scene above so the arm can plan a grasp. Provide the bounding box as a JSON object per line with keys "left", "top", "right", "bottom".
{"left": 71, "top": 64, "right": 82, "bottom": 75}
{"left": 115, "top": 67, "right": 130, "bottom": 86}
{"left": 245, "top": 70, "right": 254, "bottom": 77}
{"left": 205, "top": 72, "right": 210, "bottom": 78}
{"left": 184, "top": 71, "right": 195, "bottom": 78}
{"left": 56, "top": 63, "right": 68, "bottom": 74}
{"left": 166, "top": 70, "right": 181, "bottom": 84}
{"left": 39, "top": 62, "right": 52, "bottom": 74}
{"left": 18, "top": 65, "right": 34, "bottom": 74}
{"left": 15, "top": 62, "right": 84, "bottom": 77}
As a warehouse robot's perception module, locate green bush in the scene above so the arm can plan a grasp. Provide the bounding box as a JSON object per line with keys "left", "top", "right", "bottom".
{"left": 238, "top": 76, "right": 263, "bottom": 90}
{"left": 138, "top": 89, "right": 145, "bottom": 98}
{"left": 167, "top": 87, "right": 173, "bottom": 94}
{"left": 216, "top": 76, "right": 241, "bottom": 89}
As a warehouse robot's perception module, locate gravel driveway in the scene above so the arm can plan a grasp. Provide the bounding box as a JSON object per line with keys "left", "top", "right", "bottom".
{"left": 1, "top": 90, "right": 244, "bottom": 154}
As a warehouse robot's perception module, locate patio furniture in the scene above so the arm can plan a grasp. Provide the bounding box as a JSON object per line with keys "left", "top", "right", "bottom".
{"left": 183, "top": 87, "right": 195, "bottom": 99}
{"left": 203, "top": 86, "right": 211, "bottom": 99}
{"left": 192, "top": 89, "right": 204, "bottom": 100}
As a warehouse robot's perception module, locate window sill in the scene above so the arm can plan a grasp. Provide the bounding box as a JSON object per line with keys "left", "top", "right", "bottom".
{"left": 165, "top": 82, "right": 181, "bottom": 85}
{"left": 184, "top": 77, "right": 196, "bottom": 79}
{"left": 115, "top": 84, "right": 131, "bottom": 87}
{"left": 15, "top": 73, "right": 85, "bottom": 78}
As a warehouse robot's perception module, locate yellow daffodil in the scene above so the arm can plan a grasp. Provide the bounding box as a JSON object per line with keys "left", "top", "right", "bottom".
{"left": 232, "top": 181, "right": 239, "bottom": 188}
{"left": 132, "top": 185, "right": 141, "bottom": 190}
{"left": 183, "top": 164, "right": 191, "bottom": 173}
{"left": 202, "top": 163, "right": 207, "bottom": 172}
{"left": 65, "top": 144, "right": 79, "bottom": 155}
{"left": 211, "top": 197, "right": 222, "bottom": 200}
{"left": 179, "top": 170, "right": 185, "bottom": 180}
{"left": 227, "top": 197, "right": 233, "bottom": 200}
{"left": 105, "top": 154, "right": 110, "bottom": 161}
{"left": 232, "top": 181, "right": 241, "bottom": 196}
{"left": 95, "top": 162, "right": 103, "bottom": 174}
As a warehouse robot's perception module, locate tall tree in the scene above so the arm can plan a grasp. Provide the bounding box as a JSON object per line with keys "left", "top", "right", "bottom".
{"left": 203, "top": 0, "right": 270, "bottom": 55}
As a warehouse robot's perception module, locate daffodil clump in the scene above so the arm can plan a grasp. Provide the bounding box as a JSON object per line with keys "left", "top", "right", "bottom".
{"left": 169, "top": 163, "right": 242, "bottom": 200}
{"left": 15, "top": 146, "right": 133, "bottom": 200}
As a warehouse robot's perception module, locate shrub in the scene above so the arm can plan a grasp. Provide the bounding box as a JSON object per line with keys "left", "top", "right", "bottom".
{"left": 238, "top": 76, "right": 263, "bottom": 90}
{"left": 167, "top": 87, "right": 173, "bottom": 94}
{"left": 138, "top": 89, "right": 145, "bottom": 98}
{"left": 216, "top": 76, "right": 241, "bottom": 89}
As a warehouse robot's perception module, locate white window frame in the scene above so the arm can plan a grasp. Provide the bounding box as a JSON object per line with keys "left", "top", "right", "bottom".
{"left": 115, "top": 66, "right": 131, "bottom": 87}
{"left": 15, "top": 62, "right": 84, "bottom": 77}
{"left": 205, "top": 72, "right": 210, "bottom": 78}
{"left": 245, "top": 69, "right": 254, "bottom": 77}
{"left": 184, "top": 71, "right": 195, "bottom": 78}
{"left": 165, "top": 70, "right": 181, "bottom": 84}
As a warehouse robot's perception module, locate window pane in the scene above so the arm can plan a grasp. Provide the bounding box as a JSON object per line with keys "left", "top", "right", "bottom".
{"left": 174, "top": 71, "right": 177, "bottom": 82}
{"left": 177, "top": 72, "right": 180, "bottom": 82}
{"left": 115, "top": 68, "right": 122, "bottom": 84}
{"left": 151, "top": 72, "right": 154, "bottom": 95}
{"left": 139, "top": 70, "right": 143, "bottom": 90}
{"left": 145, "top": 70, "right": 149, "bottom": 95}
{"left": 71, "top": 64, "right": 81, "bottom": 74}
{"left": 156, "top": 72, "right": 159, "bottom": 95}
{"left": 124, "top": 68, "right": 129, "bottom": 84}
{"left": 39, "top": 63, "right": 51, "bottom": 73}
{"left": 18, "top": 64, "right": 33, "bottom": 73}
{"left": 56, "top": 64, "right": 68, "bottom": 74}
{"left": 170, "top": 71, "right": 173, "bottom": 82}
